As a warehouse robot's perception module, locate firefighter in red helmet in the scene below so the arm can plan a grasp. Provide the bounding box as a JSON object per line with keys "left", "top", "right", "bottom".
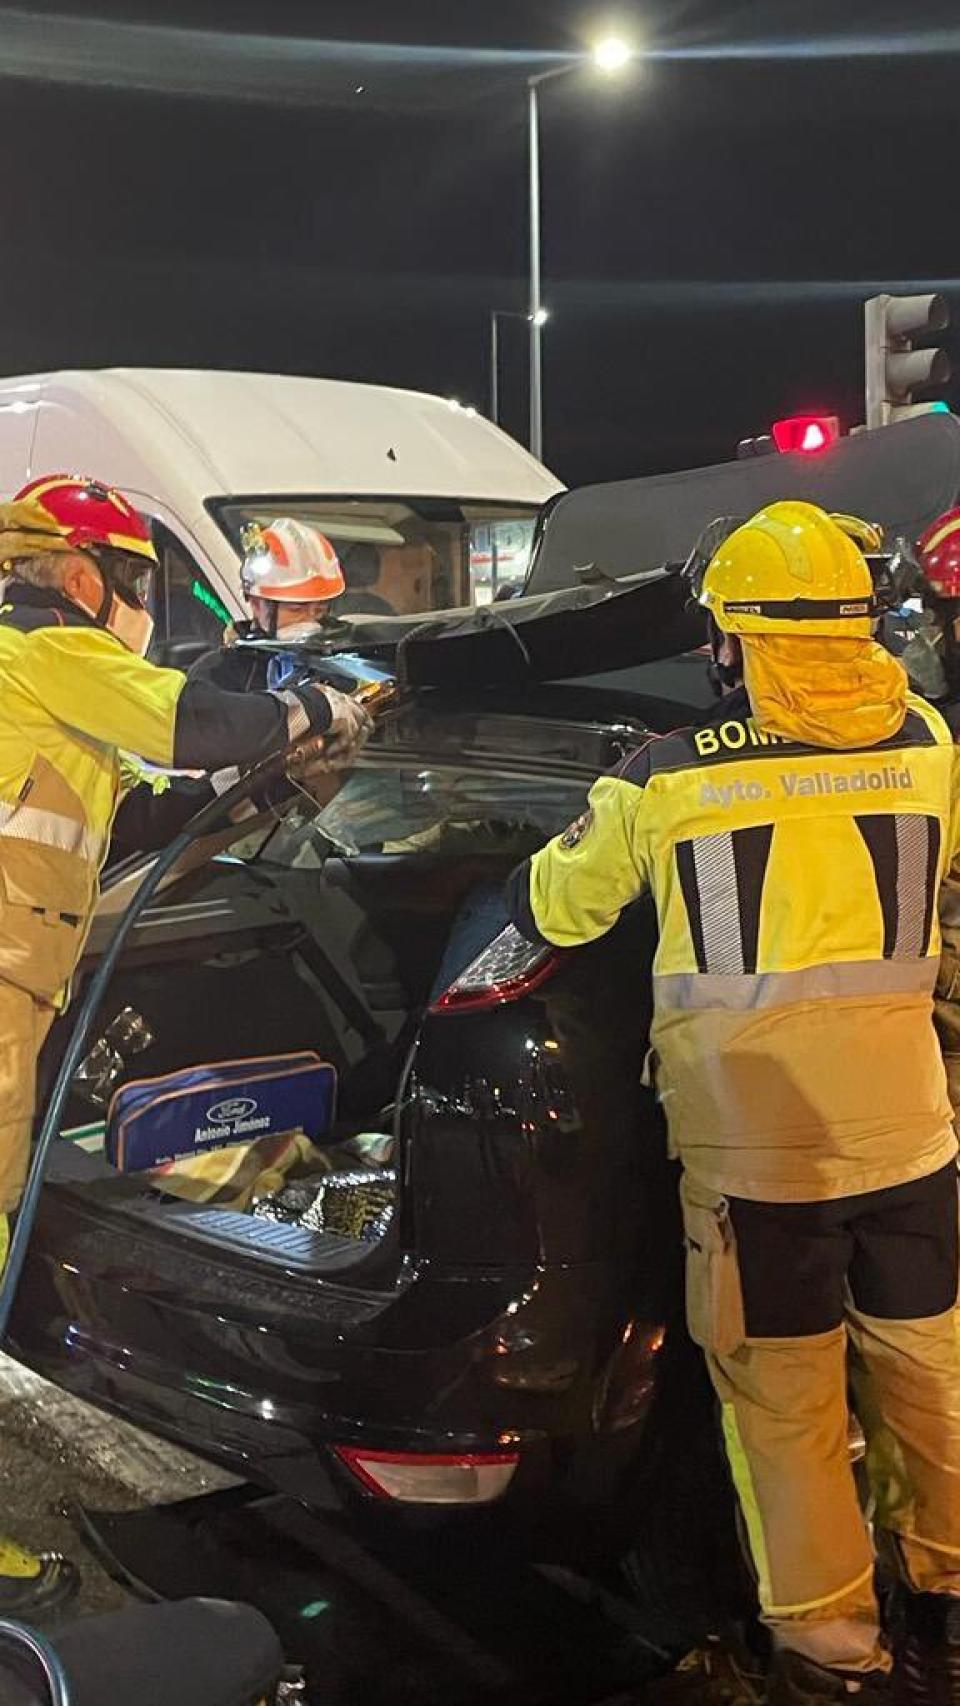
{"left": 907, "top": 507, "right": 960, "bottom": 1150}
{"left": 902, "top": 508, "right": 960, "bottom": 703}
{"left": 0, "top": 474, "right": 371, "bottom": 1612}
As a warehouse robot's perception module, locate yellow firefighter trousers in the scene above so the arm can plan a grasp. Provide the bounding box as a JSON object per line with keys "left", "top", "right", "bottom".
{"left": 681, "top": 1166, "right": 960, "bottom": 1671}
{"left": 0, "top": 980, "right": 55, "bottom": 1215}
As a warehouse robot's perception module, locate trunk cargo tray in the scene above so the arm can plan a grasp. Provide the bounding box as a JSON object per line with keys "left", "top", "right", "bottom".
{"left": 120, "top": 1200, "right": 375, "bottom": 1274}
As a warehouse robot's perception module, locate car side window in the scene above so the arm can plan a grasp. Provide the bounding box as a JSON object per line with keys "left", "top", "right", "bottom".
{"left": 150, "top": 521, "right": 227, "bottom": 658}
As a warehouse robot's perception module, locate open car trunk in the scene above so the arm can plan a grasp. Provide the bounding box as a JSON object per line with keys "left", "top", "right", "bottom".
{"left": 37, "top": 844, "right": 526, "bottom": 1280}
{"left": 31, "top": 728, "right": 604, "bottom": 1291}
{"left": 19, "top": 576, "right": 672, "bottom": 1309}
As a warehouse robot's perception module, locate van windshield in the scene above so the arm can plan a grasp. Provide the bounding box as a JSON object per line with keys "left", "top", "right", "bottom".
{"left": 211, "top": 497, "right": 540, "bottom": 614}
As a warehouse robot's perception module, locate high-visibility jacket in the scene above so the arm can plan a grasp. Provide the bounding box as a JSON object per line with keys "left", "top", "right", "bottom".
{"left": 0, "top": 585, "right": 329, "bottom": 1003}
{"left": 509, "top": 687, "right": 960, "bottom": 1203}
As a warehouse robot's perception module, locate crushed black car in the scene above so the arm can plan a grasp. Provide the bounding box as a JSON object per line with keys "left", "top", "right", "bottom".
{"left": 11, "top": 413, "right": 955, "bottom": 1587}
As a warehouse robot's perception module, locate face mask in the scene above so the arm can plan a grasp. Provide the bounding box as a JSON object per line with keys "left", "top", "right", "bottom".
{"left": 276, "top": 615, "right": 325, "bottom": 642}
{"left": 104, "top": 592, "right": 154, "bottom": 657}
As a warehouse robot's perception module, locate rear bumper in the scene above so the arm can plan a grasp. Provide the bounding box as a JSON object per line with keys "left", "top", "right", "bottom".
{"left": 7, "top": 1187, "right": 663, "bottom": 1515}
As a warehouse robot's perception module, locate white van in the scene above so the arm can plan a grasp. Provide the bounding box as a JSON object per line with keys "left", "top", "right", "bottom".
{"left": 0, "top": 368, "right": 563, "bottom": 664}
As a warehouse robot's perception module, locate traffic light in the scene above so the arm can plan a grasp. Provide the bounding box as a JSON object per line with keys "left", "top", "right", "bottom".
{"left": 864, "top": 293, "right": 951, "bottom": 429}
{"left": 771, "top": 414, "right": 840, "bottom": 454}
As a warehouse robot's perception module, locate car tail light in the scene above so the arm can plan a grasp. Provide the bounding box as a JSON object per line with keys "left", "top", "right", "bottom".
{"left": 334, "top": 1446, "right": 519, "bottom": 1503}
{"left": 429, "top": 925, "right": 560, "bottom": 1015}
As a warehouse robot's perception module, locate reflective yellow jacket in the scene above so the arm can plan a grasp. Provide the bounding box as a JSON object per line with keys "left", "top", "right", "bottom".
{"left": 510, "top": 688, "right": 960, "bottom": 1203}
{"left": 0, "top": 587, "right": 327, "bottom": 1003}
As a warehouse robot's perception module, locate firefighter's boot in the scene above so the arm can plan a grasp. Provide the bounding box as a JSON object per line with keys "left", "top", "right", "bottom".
{"left": 768, "top": 1650, "right": 894, "bottom": 1706}
{"left": 0, "top": 1533, "right": 79, "bottom": 1616}
{"left": 889, "top": 1591, "right": 960, "bottom": 1706}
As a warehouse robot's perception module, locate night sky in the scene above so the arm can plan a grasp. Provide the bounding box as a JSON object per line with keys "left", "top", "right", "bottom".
{"left": 2, "top": 0, "right": 959, "bottom": 487}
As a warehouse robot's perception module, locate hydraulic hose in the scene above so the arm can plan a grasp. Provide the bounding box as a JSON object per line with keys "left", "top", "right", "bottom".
{"left": 0, "top": 1619, "right": 73, "bottom": 1706}
{"left": 0, "top": 744, "right": 296, "bottom": 1341}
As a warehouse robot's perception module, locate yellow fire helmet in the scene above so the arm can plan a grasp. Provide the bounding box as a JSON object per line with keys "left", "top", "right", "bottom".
{"left": 700, "top": 500, "right": 876, "bottom": 639}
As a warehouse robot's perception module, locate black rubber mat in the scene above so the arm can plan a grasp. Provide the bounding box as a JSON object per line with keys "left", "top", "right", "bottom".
{"left": 115, "top": 1200, "right": 374, "bottom": 1273}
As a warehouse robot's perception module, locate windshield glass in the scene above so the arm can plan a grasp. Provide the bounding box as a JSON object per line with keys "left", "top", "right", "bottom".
{"left": 212, "top": 498, "right": 540, "bottom": 614}
{"left": 233, "top": 760, "right": 587, "bottom": 868}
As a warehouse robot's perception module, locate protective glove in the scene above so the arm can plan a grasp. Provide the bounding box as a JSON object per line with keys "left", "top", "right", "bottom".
{"left": 290, "top": 684, "right": 373, "bottom": 779}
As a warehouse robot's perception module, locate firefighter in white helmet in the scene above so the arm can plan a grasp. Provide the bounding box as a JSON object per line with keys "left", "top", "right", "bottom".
{"left": 240, "top": 517, "right": 346, "bottom": 643}
{"left": 191, "top": 518, "right": 370, "bottom": 771}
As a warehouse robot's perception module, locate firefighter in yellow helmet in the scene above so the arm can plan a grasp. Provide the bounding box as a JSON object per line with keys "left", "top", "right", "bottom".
{"left": 508, "top": 501, "right": 960, "bottom": 1705}
{"left": 0, "top": 475, "right": 372, "bottom": 1614}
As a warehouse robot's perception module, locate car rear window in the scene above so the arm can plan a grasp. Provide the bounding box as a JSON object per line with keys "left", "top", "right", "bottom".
{"left": 245, "top": 762, "right": 589, "bottom": 867}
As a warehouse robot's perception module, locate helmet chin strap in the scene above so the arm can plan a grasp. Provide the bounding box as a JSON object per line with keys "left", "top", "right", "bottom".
{"left": 94, "top": 567, "right": 114, "bottom": 630}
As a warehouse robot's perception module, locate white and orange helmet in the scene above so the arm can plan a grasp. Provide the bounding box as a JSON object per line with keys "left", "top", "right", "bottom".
{"left": 241, "top": 517, "right": 345, "bottom": 606}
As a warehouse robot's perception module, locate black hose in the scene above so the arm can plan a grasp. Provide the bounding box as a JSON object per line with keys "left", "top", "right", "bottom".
{"left": 0, "top": 746, "right": 293, "bottom": 1340}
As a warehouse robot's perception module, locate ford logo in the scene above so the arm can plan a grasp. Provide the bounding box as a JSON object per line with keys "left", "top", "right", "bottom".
{"left": 206, "top": 1097, "right": 257, "bottom": 1124}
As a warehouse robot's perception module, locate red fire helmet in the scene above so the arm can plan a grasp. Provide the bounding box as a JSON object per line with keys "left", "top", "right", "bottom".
{"left": 918, "top": 509, "right": 960, "bottom": 599}
{"left": 13, "top": 474, "right": 156, "bottom": 562}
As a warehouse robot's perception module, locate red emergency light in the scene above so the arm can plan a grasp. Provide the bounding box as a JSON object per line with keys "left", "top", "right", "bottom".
{"left": 771, "top": 414, "right": 840, "bottom": 455}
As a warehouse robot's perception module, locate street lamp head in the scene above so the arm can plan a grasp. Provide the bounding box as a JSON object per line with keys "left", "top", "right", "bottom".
{"left": 592, "top": 35, "right": 633, "bottom": 73}
{"left": 530, "top": 307, "right": 550, "bottom": 328}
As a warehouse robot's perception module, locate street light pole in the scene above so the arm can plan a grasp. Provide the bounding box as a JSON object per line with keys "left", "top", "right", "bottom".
{"left": 528, "top": 75, "right": 543, "bottom": 461}
{"left": 526, "top": 67, "right": 566, "bottom": 462}
{"left": 524, "top": 39, "right": 634, "bottom": 463}
{"left": 490, "top": 306, "right": 544, "bottom": 430}
{"left": 490, "top": 310, "right": 500, "bottom": 424}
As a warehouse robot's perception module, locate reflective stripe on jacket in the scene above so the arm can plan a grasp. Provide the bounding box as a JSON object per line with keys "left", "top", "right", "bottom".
{"left": 934, "top": 867, "right": 960, "bottom": 1113}
{"left": 510, "top": 688, "right": 960, "bottom": 1203}
{"left": 0, "top": 586, "right": 329, "bottom": 1002}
